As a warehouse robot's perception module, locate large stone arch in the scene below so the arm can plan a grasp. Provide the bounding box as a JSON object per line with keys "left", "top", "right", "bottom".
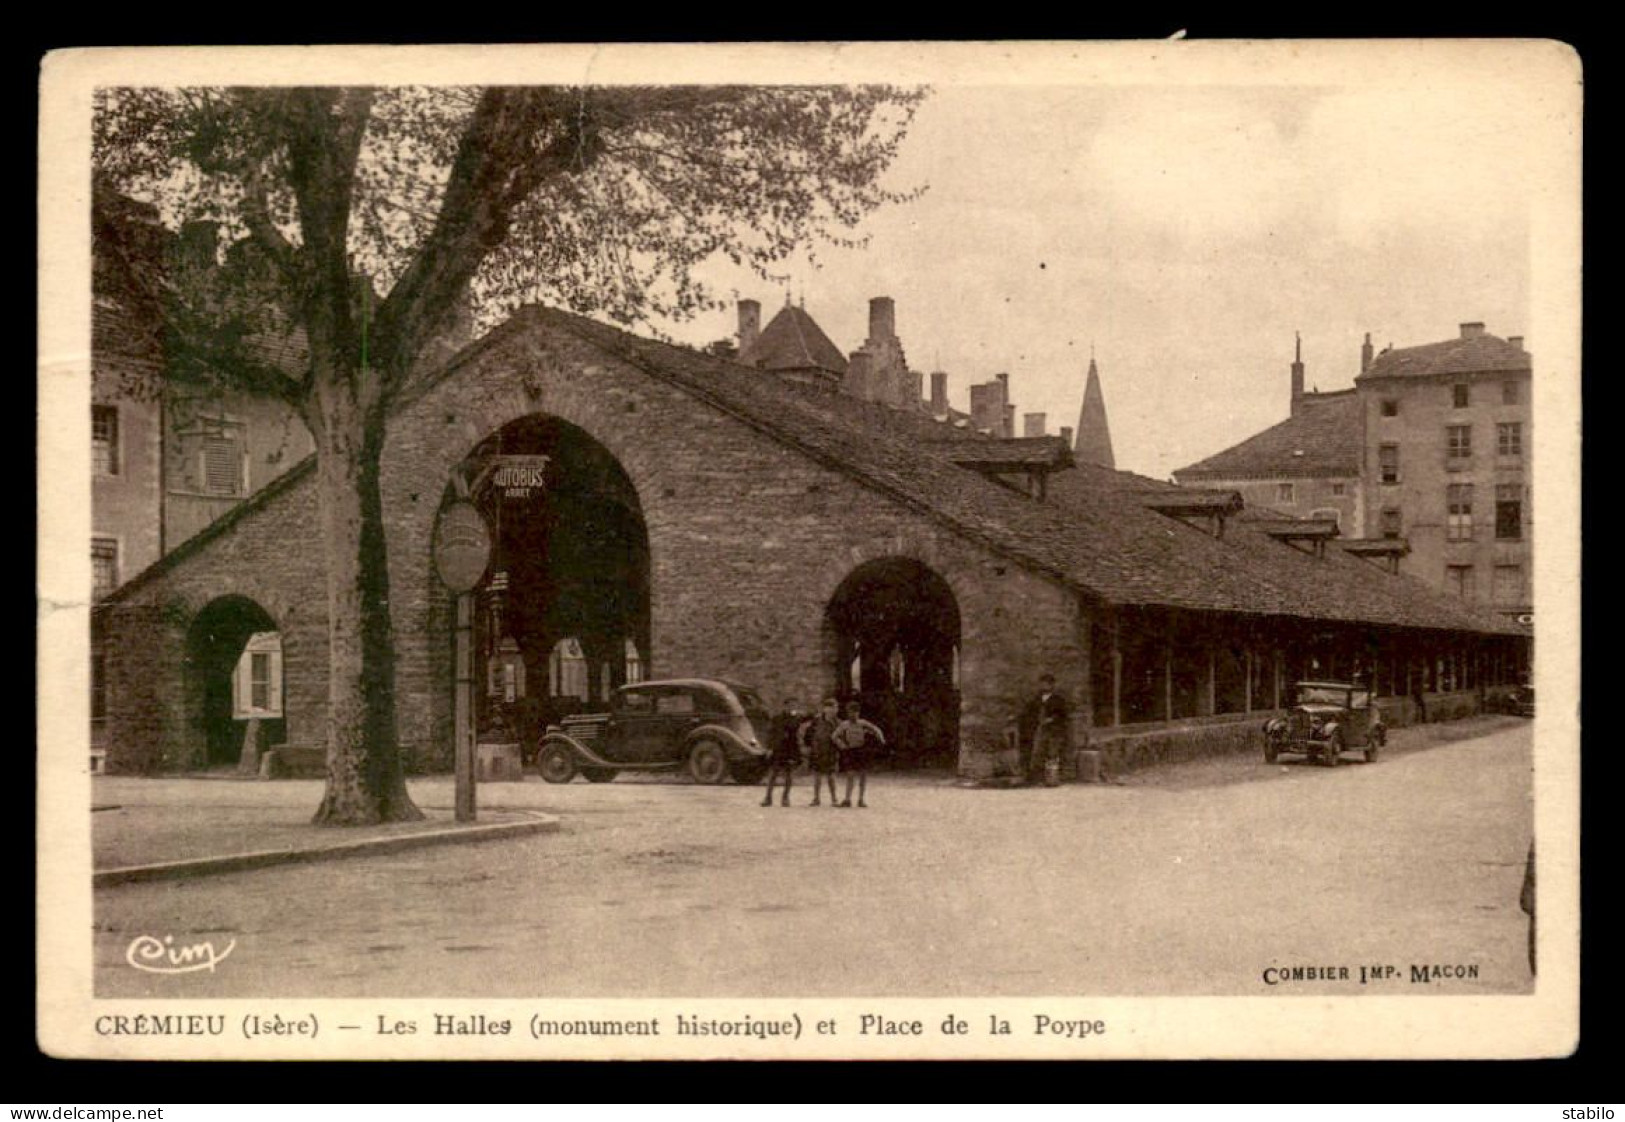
{"left": 182, "top": 593, "right": 281, "bottom": 769}
{"left": 804, "top": 529, "right": 971, "bottom": 615}
{"left": 448, "top": 411, "right": 653, "bottom": 758}
{"left": 819, "top": 554, "right": 963, "bottom": 767}
{"left": 379, "top": 324, "right": 680, "bottom": 768}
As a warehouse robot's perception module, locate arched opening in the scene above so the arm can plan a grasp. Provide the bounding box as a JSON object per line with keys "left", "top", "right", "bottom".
{"left": 823, "top": 557, "right": 961, "bottom": 768}
{"left": 452, "top": 414, "right": 651, "bottom": 756}
{"left": 184, "top": 595, "right": 282, "bottom": 768}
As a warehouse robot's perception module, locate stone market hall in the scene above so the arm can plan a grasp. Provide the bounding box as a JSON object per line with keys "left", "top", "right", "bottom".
{"left": 93, "top": 304, "right": 1530, "bottom": 779}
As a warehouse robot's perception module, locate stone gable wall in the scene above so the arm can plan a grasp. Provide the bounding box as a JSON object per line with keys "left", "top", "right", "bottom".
{"left": 101, "top": 313, "right": 1094, "bottom": 773}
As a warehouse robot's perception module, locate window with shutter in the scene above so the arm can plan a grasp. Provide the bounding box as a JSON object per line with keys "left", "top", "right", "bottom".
{"left": 1379, "top": 444, "right": 1400, "bottom": 484}
{"left": 92, "top": 406, "right": 119, "bottom": 476}
{"left": 1447, "top": 484, "right": 1474, "bottom": 541}
{"left": 203, "top": 435, "right": 241, "bottom": 495}
{"left": 232, "top": 632, "right": 283, "bottom": 718}
{"left": 1496, "top": 484, "right": 1523, "bottom": 539}
{"left": 92, "top": 538, "right": 119, "bottom": 598}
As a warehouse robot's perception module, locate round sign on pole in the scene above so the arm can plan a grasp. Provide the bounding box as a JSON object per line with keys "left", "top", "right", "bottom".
{"left": 433, "top": 501, "right": 493, "bottom": 594}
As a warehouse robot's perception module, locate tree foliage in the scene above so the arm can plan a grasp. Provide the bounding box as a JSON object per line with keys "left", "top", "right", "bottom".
{"left": 92, "top": 84, "right": 928, "bottom": 825}
{"left": 95, "top": 85, "right": 928, "bottom": 405}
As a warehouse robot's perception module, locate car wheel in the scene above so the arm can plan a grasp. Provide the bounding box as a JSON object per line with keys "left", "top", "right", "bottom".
{"left": 1263, "top": 739, "right": 1279, "bottom": 764}
{"left": 688, "top": 739, "right": 728, "bottom": 785}
{"left": 730, "top": 760, "right": 768, "bottom": 786}
{"left": 581, "top": 768, "right": 618, "bottom": 783}
{"left": 1320, "top": 731, "right": 1343, "bottom": 768}
{"left": 538, "top": 743, "right": 577, "bottom": 784}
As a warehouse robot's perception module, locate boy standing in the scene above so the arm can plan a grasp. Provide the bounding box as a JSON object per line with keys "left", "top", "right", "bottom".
{"left": 805, "top": 697, "right": 841, "bottom": 807}
{"left": 762, "top": 698, "right": 806, "bottom": 807}
{"left": 834, "top": 699, "right": 885, "bottom": 808}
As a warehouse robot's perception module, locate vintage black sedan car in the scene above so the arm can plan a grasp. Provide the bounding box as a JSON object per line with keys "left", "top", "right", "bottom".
{"left": 536, "top": 678, "right": 772, "bottom": 785}
{"left": 1263, "top": 680, "right": 1386, "bottom": 766}
{"left": 1490, "top": 683, "right": 1536, "bottom": 718}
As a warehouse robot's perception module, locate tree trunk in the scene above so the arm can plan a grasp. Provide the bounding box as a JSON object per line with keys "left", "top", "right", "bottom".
{"left": 309, "top": 381, "right": 423, "bottom": 825}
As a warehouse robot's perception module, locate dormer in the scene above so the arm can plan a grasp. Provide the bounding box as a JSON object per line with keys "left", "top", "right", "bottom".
{"left": 1339, "top": 537, "right": 1410, "bottom": 575}
{"left": 1249, "top": 515, "right": 1341, "bottom": 559}
{"left": 1135, "top": 489, "right": 1245, "bottom": 539}
{"left": 928, "top": 435, "right": 1074, "bottom": 499}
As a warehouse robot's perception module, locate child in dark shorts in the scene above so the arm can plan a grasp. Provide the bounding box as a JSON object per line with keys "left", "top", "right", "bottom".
{"left": 805, "top": 697, "right": 841, "bottom": 807}
{"left": 834, "top": 700, "right": 885, "bottom": 808}
{"left": 762, "top": 699, "right": 807, "bottom": 807}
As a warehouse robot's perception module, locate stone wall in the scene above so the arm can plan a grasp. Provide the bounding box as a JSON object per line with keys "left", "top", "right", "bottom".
{"left": 101, "top": 311, "right": 1094, "bottom": 774}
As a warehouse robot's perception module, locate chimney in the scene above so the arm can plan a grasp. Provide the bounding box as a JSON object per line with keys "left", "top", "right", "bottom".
{"left": 1060, "top": 425, "right": 1074, "bottom": 448}
{"left": 1290, "top": 332, "right": 1305, "bottom": 417}
{"left": 1003, "top": 403, "right": 1016, "bottom": 440}
{"left": 1024, "top": 413, "right": 1046, "bottom": 438}
{"left": 1508, "top": 335, "right": 1525, "bottom": 351}
{"left": 1361, "top": 332, "right": 1374, "bottom": 374}
{"left": 930, "top": 371, "right": 948, "bottom": 414}
{"left": 846, "top": 351, "right": 875, "bottom": 401}
{"left": 1460, "top": 322, "right": 1486, "bottom": 339}
{"left": 969, "top": 381, "right": 996, "bottom": 433}
{"left": 737, "top": 299, "right": 761, "bottom": 354}
{"left": 868, "top": 296, "right": 896, "bottom": 343}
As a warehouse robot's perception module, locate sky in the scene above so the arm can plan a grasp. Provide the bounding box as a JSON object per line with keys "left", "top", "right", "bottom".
{"left": 657, "top": 79, "right": 1544, "bottom": 481}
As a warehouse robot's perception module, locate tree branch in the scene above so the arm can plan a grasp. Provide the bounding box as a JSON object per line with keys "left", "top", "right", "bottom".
{"left": 370, "top": 88, "right": 582, "bottom": 387}
{"left": 241, "top": 161, "right": 297, "bottom": 277}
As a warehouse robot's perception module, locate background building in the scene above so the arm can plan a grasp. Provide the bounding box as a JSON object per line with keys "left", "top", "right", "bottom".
{"left": 92, "top": 186, "right": 316, "bottom": 594}
{"left": 1176, "top": 323, "right": 1533, "bottom": 624}
{"left": 1173, "top": 336, "right": 1363, "bottom": 535}
{"left": 1356, "top": 322, "right": 1532, "bottom": 623}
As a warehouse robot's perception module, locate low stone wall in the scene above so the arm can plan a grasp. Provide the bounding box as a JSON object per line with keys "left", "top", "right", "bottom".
{"left": 1378, "top": 689, "right": 1483, "bottom": 728}
{"left": 1089, "top": 712, "right": 1270, "bottom": 776}
{"left": 956, "top": 712, "right": 1269, "bottom": 780}
{"left": 958, "top": 689, "right": 1489, "bottom": 781}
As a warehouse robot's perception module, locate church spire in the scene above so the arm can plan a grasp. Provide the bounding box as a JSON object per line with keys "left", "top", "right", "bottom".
{"left": 1074, "top": 353, "right": 1116, "bottom": 470}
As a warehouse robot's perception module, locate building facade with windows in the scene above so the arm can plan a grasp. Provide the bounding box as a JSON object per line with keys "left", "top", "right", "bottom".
{"left": 1171, "top": 337, "right": 1364, "bottom": 535}
{"left": 90, "top": 186, "right": 315, "bottom": 766}
{"left": 1356, "top": 322, "right": 1533, "bottom": 623}
{"left": 1175, "top": 322, "right": 1533, "bottom": 625}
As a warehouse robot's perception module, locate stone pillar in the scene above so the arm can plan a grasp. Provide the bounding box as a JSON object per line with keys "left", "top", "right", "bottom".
{"left": 1163, "top": 639, "right": 1173, "bottom": 722}
{"left": 237, "top": 717, "right": 263, "bottom": 775}
{"left": 1111, "top": 645, "right": 1122, "bottom": 728}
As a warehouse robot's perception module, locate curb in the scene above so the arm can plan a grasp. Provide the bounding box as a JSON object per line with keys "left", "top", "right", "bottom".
{"left": 94, "top": 811, "right": 559, "bottom": 887}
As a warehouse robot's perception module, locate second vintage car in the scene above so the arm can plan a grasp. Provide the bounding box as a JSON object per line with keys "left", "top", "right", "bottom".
{"left": 1263, "top": 680, "right": 1386, "bottom": 766}
{"left": 537, "top": 678, "right": 772, "bottom": 785}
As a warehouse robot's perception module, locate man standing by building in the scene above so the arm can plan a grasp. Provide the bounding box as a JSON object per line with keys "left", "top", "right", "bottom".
{"left": 1021, "top": 673, "right": 1071, "bottom": 786}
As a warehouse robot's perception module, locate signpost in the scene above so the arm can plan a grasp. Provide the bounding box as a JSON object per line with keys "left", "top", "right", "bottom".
{"left": 433, "top": 500, "right": 493, "bottom": 823}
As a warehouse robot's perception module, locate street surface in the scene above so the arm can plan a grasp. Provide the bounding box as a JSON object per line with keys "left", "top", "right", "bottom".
{"left": 93, "top": 718, "right": 1533, "bottom": 998}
